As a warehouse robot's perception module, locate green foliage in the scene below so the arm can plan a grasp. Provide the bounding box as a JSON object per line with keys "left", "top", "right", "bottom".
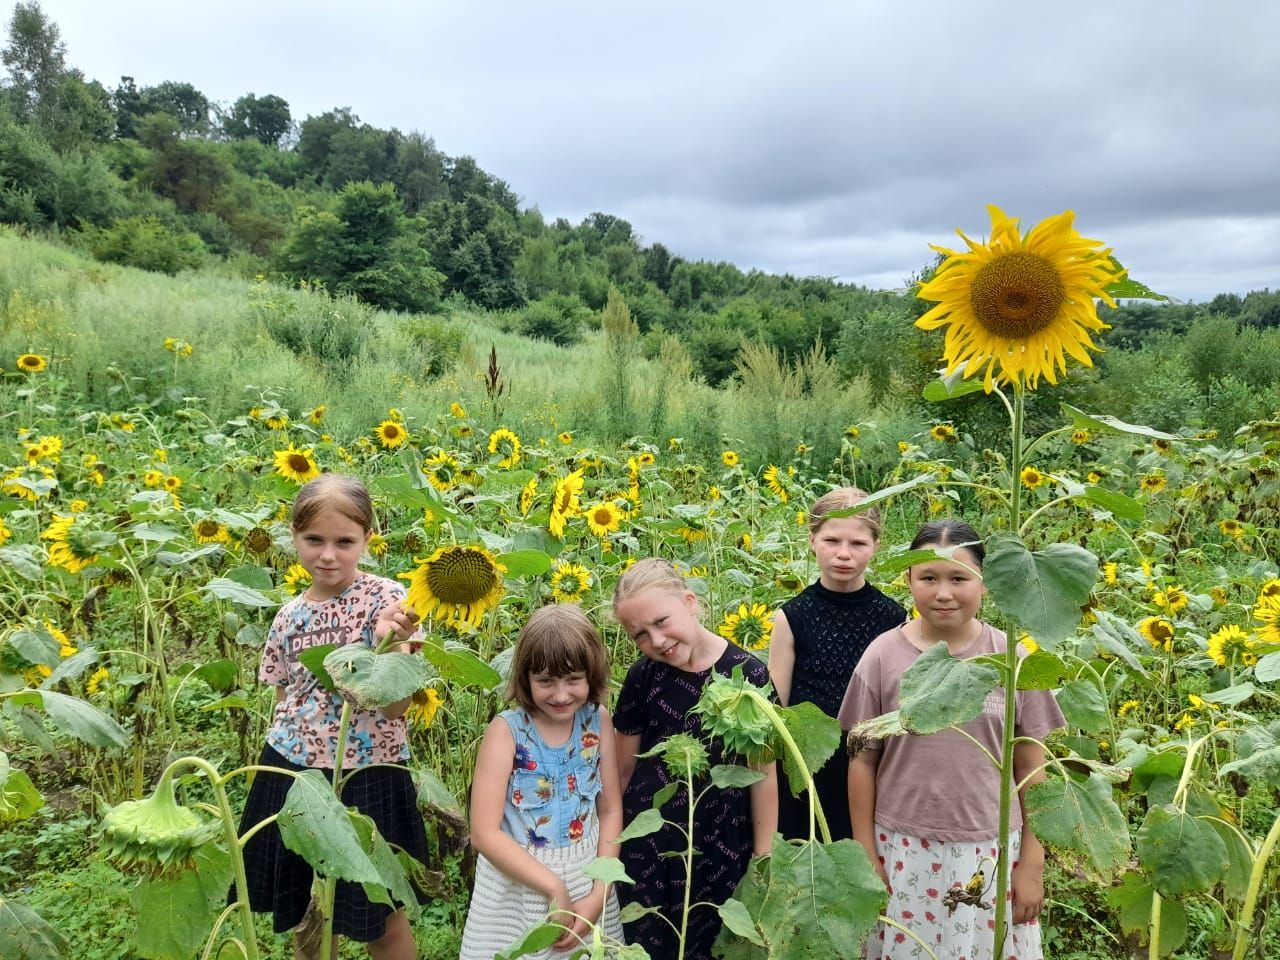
{"left": 131, "top": 843, "right": 234, "bottom": 960}
{"left": 323, "top": 646, "right": 430, "bottom": 710}
{"left": 223, "top": 92, "right": 291, "bottom": 146}
{"left": 1026, "top": 774, "right": 1130, "bottom": 878}
{"left": 601, "top": 286, "right": 640, "bottom": 439}
{"left": 0, "top": 894, "right": 70, "bottom": 960}
{"left": 518, "top": 292, "right": 590, "bottom": 347}
{"left": 983, "top": 537, "right": 1098, "bottom": 649}
{"left": 88, "top": 214, "right": 206, "bottom": 274}
{"left": 0, "top": 114, "right": 124, "bottom": 228}
{"left": 897, "top": 641, "right": 999, "bottom": 733}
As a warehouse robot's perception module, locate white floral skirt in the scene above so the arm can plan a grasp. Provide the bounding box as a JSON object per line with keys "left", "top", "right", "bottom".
{"left": 866, "top": 825, "right": 1043, "bottom": 960}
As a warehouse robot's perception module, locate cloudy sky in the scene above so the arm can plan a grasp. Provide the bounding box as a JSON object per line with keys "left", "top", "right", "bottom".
{"left": 30, "top": 0, "right": 1280, "bottom": 301}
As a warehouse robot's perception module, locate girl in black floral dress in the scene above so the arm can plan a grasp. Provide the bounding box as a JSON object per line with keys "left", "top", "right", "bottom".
{"left": 612, "top": 559, "right": 778, "bottom": 960}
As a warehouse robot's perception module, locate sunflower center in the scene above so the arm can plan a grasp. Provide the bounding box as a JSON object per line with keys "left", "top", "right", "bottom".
{"left": 287, "top": 453, "right": 311, "bottom": 472}
{"left": 427, "top": 548, "right": 498, "bottom": 603}
{"left": 969, "top": 252, "right": 1066, "bottom": 339}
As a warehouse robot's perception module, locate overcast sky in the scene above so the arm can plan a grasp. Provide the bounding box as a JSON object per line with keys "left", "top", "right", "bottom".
{"left": 28, "top": 0, "right": 1280, "bottom": 301}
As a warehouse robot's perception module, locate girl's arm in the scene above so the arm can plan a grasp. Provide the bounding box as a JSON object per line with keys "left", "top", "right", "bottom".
{"left": 374, "top": 598, "right": 420, "bottom": 720}
{"left": 1011, "top": 738, "right": 1048, "bottom": 924}
{"left": 470, "top": 718, "right": 573, "bottom": 922}
{"left": 766, "top": 609, "right": 796, "bottom": 707}
{"left": 849, "top": 750, "right": 889, "bottom": 889}
{"left": 563, "top": 708, "right": 624, "bottom": 949}
{"left": 749, "top": 759, "right": 779, "bottom": 857}
{"left": 616, "top": 732, "right": 641, "bottom": 795}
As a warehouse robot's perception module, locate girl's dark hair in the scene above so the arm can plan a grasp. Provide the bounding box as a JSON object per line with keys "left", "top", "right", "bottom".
{"left": 292, "top": 474, "right": 375, "bottom": 534}
{"left": 508, "top": 604, "right": 610, "bottom": 712}
{"left": 909, "top": 519, "right": 985, "bottom": 568}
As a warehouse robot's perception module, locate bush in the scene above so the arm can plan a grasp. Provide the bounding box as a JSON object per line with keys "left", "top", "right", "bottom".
{"left": 88, "top": 215, "right": 206, "bottom": 274}
{"left": 253, "top": 282, "right": 370, "bottom": 370}
{"left": 399, "top": 314, "right": 465, "bottom": 378}
{"left": 518, "top": 293, "right": 591, "bottom": 346}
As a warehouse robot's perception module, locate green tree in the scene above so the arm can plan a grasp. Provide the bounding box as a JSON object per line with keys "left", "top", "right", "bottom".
{"left": 1, "top": 0, "right": 65, "bottom": 122}
{"left": 222, "top": 92, "right": 291, "bottom": 146}
{"left": 137, "top": 112, "right": 230, "bottom": 213}
{"left": 277, "top": 180, "right": 444, "bottom": 313}
{"left": 421, "top": 194, "right": 525, "bottom": 308}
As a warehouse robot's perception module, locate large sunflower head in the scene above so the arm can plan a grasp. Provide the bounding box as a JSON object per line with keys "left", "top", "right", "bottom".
{"left": 374, "top": 419, "right": 408, "bottom": 449}
{"left": 400, "top": 544, "right": 506, "bottom": 627}
{"left": 916, "top": 205, "right": 1124, "bottom": 391}
{"left": 1252, "top": 595, "right": 1280, "bottom": 645}
{"left": 762, "top": 464, "right": 789, "bottom": 502}
{"left": 16, "top": 353, "right": 48, "bottom": 373}
{"left": 1207, "top": 624, "right": 1256, "bottom": 667}
{"left": 1137, "top": 616, "right": 1175, "bottom": 652}
{"left": 423, "top": 451, "right": 461, "bottom": 491}
{"left": 192, "top": 518, "right": 231, "bottom": 544}
{"left": 42, "top": 514, "right": 104, "bottom": 574}
{"left": 273, "top": 446, "right": 320, "bottom": 485}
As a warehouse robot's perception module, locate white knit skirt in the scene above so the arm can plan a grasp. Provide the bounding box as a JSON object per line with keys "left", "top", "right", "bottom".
{"left": 459, "top": 827, "right": 624, "bottom": 960}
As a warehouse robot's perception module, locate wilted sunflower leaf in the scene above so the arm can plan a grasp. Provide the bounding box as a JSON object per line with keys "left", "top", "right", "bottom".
{"left": 775, "top": 701, "right": 841, "bottom": 799}
{"left": 277, "top": 769, "right": 382, "bottom": 886}
{"left": 133, "top": 842, "right": 233, "bottom": 959}
{"left": 1026, "top": 773, "right": 1129, "bottom": 879}
{"left": 324, "top": 647, "right": 430, "bottom": 711}
{"left": 1135, "top": 804, "right": 1228, "bottom": 897}
{"left": 0, "top": 895, "right": 69, "bottom": 960}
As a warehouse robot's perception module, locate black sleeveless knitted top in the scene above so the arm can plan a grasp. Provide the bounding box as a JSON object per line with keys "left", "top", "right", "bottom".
{"left": 782, "top": 579, "right": 905, "bottom": 715}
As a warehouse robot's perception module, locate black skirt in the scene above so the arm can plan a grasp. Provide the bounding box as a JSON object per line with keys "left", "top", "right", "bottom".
{"left": 237, "top": 743, "right": 430, "bottom": 942}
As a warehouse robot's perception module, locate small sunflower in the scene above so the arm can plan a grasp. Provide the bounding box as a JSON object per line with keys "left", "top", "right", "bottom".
{"left": 1218, "top": 519, "right": 1244, "bottom": 538}
{"left": 929, "top": 424, "right": 958, "bottom": 443}
{"left": 375, "top": 419, "right": 408, "bottom": 449}
{"left": 488, "top": 428, "right": 522, "bottom": 468}
{"left": 1020, "top": 466, "right": 1047, "bottom": 489}
{"left": 163, "top": 475, "right": 183, "bottom": 493}
{"left": 405, "top": 687, "right": 444, "bottom": 728}
{"left": 1153, "top": 585, "right": 1189, "bottom": 615}
{"left": 721, "top": 450, "right": 740, "bottom": 468}
{"left": 1211, "top": 586, "right": 1229, "bottom": 606}
{"left": 143, "top": 469, "right": 164, "bottom": 489}
{"left": 244, "top": 527, "right": 274, "bottom": 557}
{"left": 845, "top": 425, "right": 861, "bottom": 439}
{"left": 306, "top": 405, "right": 327, "bottom": 425}
{"left": 367, "top": 533, "right": 388, "bottom": 557}
{"left": 264, "top": 414, "right": 289, "bottom": 430}
{"left": 548, "top": 470, "right": 584, "bottom": 538}
{"left": 1070, "top": 429, "right": 1092, "bottom": 445}
{"left": 915, "top": 205, "right": 1124, "bottom": 391}
{"left": 717, "top": 603, "right": 774, "bottom": 651}
{"left": 763, "top": 465, "right": 789, "bottom": 502}
{"left": 401, "top": 544, "right": 506, "bottom": 627}
{"left": 16, "top": 353, "right": 48, "bottom": 373}
{"left": 1117, "top": 699, "right": 1141, "bottom": 718}
{"left": 192, "top": 518, "right": 231, "bottom": 545}
{"left": 273, "top": 446, "right": 320, "bottom": 485}
{"left": 558, "top": 431, "right": 573, "bottom": 445}
{"left": 1103, "top": 562, "right": 1118, "bottom": 586}
{"left": 86, "top": 666, "right": 110, "bottom": 696}
{"left": 1086, "top": 471, "right": 1103, "bottom": 484}
{"left": 0, "top": 516, "right": 10, "bottom": 547}
{"left": 1137, "top": 616, "right": 1175, "bottom": 651}
{"left": 1152, "top": 438, "right": 1172, "bottom": 455}
{"left": 585, "top": 501, "right": 623, "bottom": 538}
{"left": 1259, "top": 578, "right": 1280, "bottom": 602}
{"left": 282, "top": 563, "right": 312, "bottom": 595}
{"left": 423, "top": 451, "right": 461, "bottom": 492}
{"left": 637, "top": 451, "right": 656, "bottom": 466}
{"left": 1252, "top": 595, "right": 1280, "bottom": 645}
{"left": 42, "top": 514, "right": 100, "bottom": 574}
{"left": 449, "top": 402, "right": 467, "bottom": 418}
{"left": 1207, "top": 625, "right": 1256, "bottom": 668}
{"left": 518, "top": 477, "right": 538, "bottom": 516}
{"left": 549, "top": 561, "right": 593, "bottom": 603}
{"left": 1139, "top": 474, "right": 1167, "bottom": 495}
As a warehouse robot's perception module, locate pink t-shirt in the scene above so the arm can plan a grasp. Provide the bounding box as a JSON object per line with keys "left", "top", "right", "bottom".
{"left": 261, "top": 572, "right": 411, "bottom": 769}
{"left": 837, "top": 622, "right": 1065, "bottom": 841}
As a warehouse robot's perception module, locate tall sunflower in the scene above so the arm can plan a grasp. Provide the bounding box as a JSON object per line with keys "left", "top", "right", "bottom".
{"left": 585, "top": 501, "right": 623, "bottom": 538}
{"left": 273, "top": 446, "right": 320, "bottom": 484}
{"left": 549, "top": 562, "right": 593, "bottom": 603}
{"left": 717, "top": 603, "right": 774, "bottom": 650}
{"left": 916, "top": 205, "right": 1124, "bottom": 391}
{"left": 548, "top": 469, "right": 584, "bottom": 538}
{"left": 401, "top": 544, "right": 506, "bottom": 627}
{"left": 375, "top": 419, "right": 408, "bottom": 449}
{"left": 487, "top": 428, "right": 522, "bottom": 468}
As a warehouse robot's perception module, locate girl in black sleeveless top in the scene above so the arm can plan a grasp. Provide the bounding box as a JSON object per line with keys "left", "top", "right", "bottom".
{"left": 767, "top": 487, "right": 904, "bottom": 841}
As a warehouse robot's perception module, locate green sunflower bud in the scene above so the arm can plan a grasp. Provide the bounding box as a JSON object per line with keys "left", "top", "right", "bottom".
{"left": 100, "top": 775, "right": 218, "bottom": 874}
{"left": 690, "top": 666, "right": 777, "bottom": 763}
{"left": 637, "top": 733, "right": 710, "bottom": 780}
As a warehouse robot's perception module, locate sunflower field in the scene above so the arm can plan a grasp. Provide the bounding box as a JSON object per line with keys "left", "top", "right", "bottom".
{"left": 3, "top": 221, "right": 1280, "bottom": 960}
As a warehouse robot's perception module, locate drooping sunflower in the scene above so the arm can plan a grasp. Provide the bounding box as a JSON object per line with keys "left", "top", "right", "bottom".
{"left": 929, "top": 424, "right": 958, "bottom": 443}
{"left": 423, "top": 451, "right": 461, "bottom": 492}
{"left": 244, "top": 526, "right": 274, "bottom": 557}
{"left": 42, "top": 514, "right": 100, "bottom": 574}
{"left": 16, "top": 353, "right": 48, "bottom": 373}
{"left": 1137, "top": 616, "right": 1175, "bottom": 651}
{"left": 1207, "top": 624, "right": 1256, "bottom": 667}
{"left": 401, "top": 544, "right": 506, "bottom": 627}
{"left": 637, "top": 451, "right": 656, "bottom": 467}
{"left": 1153, "top": 585, "right": 1189, "bottom": 615}
{"left": 717, "top": 603, "right": 774, "bottom": 650}
{"left": 192, "top": 518, "right": 231, "bottom": 545}
{"left": 518, "top": 477, "right": 538, "bottom": 517}
{"left": 306, "top": 405, "right": 327, "bottom": 425}
{"left": 1103, "top": 562, "right": 1118, "bottom": 586}
{"left": 1070, "top": 429, "right": 1092, "bottom": 445}
{"left": 915, "top": 205, "right": 1124, "bottom": 391}
{"left": 405, "top": 687, "right": 444, "bottom": 728}
{"left": 1259, "top": 578, "right": 1280, "bottom": 602}
{"left": 548, "top": 469, "right": 584, "bottom": 538}
{"left": 549, "top": 562, "right": 593, "bottom": 603}
{"left": 721, "top": 450, "right": 740, "bottom": 468}
{"left": 450, "top": 402, "right": 467, "bottom": 418}
{"left": 1218, "top": 519, "right": 1244, "bottom": 538}
{"left": 762, "top": 464, "right": 789, "bottom": 502}
{"left": 584, "top": 501, "right": 623, "bottom": 538}
{"left": 273, "top": 446, "right": 320, "bottom": 485}
{"left": 1139, "top": 473, "right": 1167, "bottom": 495}
{"left": 0, "top": 516, "right": 10, "bottom": 547}
{"left": 375, "top": 419, "right": 408, "bottom": 449}
{"left": 558, "top": 431, "right": 573, "bottom": 445}
{"left": 488, "top": 428, "right": 522, "bottom": 468}
{"left": 282, "top": 563, "right": 312, "bottom": 595}
{"left": 367, "top": 533, "right": 388, "bottom": 557}
{"left": 86, "top": 666, "right": 110, "bottom": 696}
{"left": 1152, "top": 438, "right": 1172, "bottom": 455}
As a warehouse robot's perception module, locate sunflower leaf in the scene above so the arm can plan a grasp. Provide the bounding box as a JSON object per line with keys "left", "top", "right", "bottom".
{"left": 324, "top": 647, "right": 429, "bottom": 711}
{"left": 1106, "top": 872, "right": 1187, "bottom": 956}
{"left": 825, "top": 473, "right": 936, "bottom": 520}
{"left": 202, "top": 577, "right": 278, "bottom": 608}
{"left": 0, "top": 895, "right": 69, "bottom": 960}
{"left": 984, "top": 536, "right": 1097, "bottom": 649}
{"left": 496, "top": 549, "right": 552, "bottom": 577}
{"left": 1135, "top": 804, "right": 1228, "bottom": 897}
{"left": 898, "top": 642, "right": 999, "bottom": 734}
{"left": 1027, "top": 773, "right": 1130, "bottom": 880}
{"left": 922, "top": 375, "right": 986, "bottom": 402}
{"left": 1104, "top": 275, "right": 1170, "bottom": 301}
{"left": 421, "top": 639, "right": 500, "bottom": 689}
{"left": 1059, "top": 404, "right": 1181, "bottom": 441}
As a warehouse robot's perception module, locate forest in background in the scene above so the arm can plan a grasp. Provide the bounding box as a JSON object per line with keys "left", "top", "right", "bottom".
{"left": 4, "top": 0, "right": 1280, "bottom": 443}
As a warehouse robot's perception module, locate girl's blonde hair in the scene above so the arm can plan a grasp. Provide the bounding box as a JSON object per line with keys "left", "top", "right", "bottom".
{"left": 612, "top": 558, "right": 689, "bottom": 608}
{"left": 507, "top": 605, "right": 610, "bottom": 712}
{"left": 292, "top": 474, "right": 375, "bottom": 533}
{"left": 807, "top": 486, "right": 882, "bottom": 539}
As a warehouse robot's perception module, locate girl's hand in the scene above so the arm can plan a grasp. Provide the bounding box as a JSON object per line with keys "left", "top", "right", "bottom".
{"left": 375, "top": 600, "right": 418, "bottom": 649}
{"left": 548, "top": 882, "right": 580, "bottom": 950}
{"left": 1011, "top": 858, "right": 1044, "bottom": 924}
{"left": 874, "top": 859, "right": 892, "bottom": 893}
{"left": 560, "top": 883, "right": 605, "bottom": 947}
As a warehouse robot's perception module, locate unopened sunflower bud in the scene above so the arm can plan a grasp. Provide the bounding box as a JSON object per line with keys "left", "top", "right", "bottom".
{"left": 690, "top": 667, "right": 776, "bottom": 763}
{"left": 100, "top": 775, "right": 218, "bottom": 874}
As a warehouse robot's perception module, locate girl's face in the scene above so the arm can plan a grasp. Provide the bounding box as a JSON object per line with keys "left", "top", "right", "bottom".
{"left": 908, "top": 546, "right": 986, "bottom": 635}
{"left": 615, "top": 587, "right": 705, "bottom": 671}
{"left": 292, "top": 509, "right": 371, "bottom": 600}
{"left": 810, "top": 516, "right": 878, "bottom": 592}
{"left": 529, "top": 670, "right": 590, "bottom": 724}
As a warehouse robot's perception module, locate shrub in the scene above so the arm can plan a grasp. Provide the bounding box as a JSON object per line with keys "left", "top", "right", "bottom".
{"left": 88, "top": 215, "right": 206, "bottom": 274}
